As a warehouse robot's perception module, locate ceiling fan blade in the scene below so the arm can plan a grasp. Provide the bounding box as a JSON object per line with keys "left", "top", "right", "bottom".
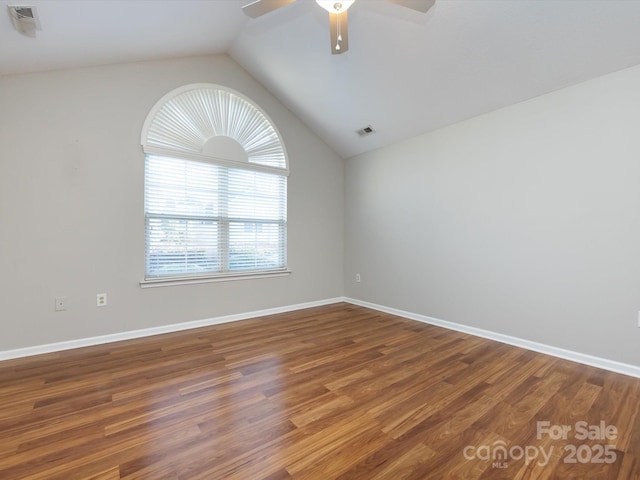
{"left": 385, "top": 0, "right": 435, "bottom": 13}
{"left": 242, "top": 0, "right": 297, "bottom": 18}
{"left": 329, "top": 10, "right": 349, "bottom": 55}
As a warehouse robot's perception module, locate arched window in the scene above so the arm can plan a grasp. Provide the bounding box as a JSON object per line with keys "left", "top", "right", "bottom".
{"left": 140, "top": 84, "right": 288, "bottom": 283}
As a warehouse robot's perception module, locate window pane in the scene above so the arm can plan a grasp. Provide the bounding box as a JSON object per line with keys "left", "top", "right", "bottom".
{"left": 146, "top": 156, "right": 219, "bottom": 218}
{"left": 228, "top": 169, "right": 286, "bottom": 221}
{"left": 144, "top": 155, "right": 286, "bottom": 279}
{"left": 229, "top": 222, "right": 285, "bottom": 271}
{"left": 146, "top": 218, "right": 219, "bottom": 277}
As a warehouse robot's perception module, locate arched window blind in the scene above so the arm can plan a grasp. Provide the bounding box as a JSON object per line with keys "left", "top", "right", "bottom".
{"left": 141, "top": 84, "right": 288, "bottom": 282}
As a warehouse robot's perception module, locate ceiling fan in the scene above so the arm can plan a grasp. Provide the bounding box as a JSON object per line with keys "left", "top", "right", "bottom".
{"left": 242, "top": 0, "right": 435, "bottom": 55}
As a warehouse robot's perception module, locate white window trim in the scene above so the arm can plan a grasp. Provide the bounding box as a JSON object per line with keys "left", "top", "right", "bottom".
{"left": 139, "top": 269, "right": 292, "bottom": 288}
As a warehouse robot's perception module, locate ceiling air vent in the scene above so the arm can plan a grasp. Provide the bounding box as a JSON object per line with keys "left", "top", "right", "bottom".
{"left": 356, "top": 125, "right": 376, "bottom": 137}
{"left": 7, "top": 5, "right": 41, "bottom": 37}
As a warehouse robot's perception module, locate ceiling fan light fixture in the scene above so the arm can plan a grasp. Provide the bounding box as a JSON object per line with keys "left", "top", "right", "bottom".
{"left": 243, "top": 0, "right": 435, "bottom": 55}
{"left": 315, "top": 0, "right": 355, "bottom": 14}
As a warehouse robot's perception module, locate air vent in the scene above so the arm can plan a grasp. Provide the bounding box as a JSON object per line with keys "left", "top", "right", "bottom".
{"left": 7, "top": 5, "right": 41, "bottom": 37}
{"left": 356, "top": 125, "right": 376, "bottom": 137}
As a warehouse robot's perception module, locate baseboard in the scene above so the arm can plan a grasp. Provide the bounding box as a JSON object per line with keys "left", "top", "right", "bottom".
{"left": 0, "top": 297, "right": 346, "bottom": 362}
{"left": 7, "top": 296, "right": 638, "bottom": 379}
{"left": 345, "top": 297, "right": 640, "bottom": 379}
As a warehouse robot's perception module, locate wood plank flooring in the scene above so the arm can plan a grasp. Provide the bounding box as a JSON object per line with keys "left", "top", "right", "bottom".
{"left": 0, "top": 302, "right": 639, "bottom": 479}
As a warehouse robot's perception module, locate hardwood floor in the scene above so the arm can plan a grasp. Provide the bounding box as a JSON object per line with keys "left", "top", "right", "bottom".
{"left": 0, "top": 302, "right": 639, "bottom": 479}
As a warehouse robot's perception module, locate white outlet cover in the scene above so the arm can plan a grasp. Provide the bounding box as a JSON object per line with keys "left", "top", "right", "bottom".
{"left": 97, "top": 293, "right": 107, "bottom": 307}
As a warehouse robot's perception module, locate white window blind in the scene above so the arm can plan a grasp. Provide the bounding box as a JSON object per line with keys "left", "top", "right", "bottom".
{"left": 141, "top": 84, "right": 289, "bottom": 283}
{"left": 145, "top": 155, "right": 287, "bottom": 279}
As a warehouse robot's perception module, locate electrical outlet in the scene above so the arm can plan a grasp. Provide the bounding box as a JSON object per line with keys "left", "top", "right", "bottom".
{"left": 355, "top": 273, "right": 361, "bottom": 283}
{"left": 55, "top": 297, "right": 67, "bottom": 312}
{"left": 96, "top": 293, "right": 107, "bottom": 307}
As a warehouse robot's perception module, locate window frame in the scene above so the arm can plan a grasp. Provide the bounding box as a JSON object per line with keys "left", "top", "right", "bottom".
{"left": 139, "top": 84, "right": 289, "bottom": 287}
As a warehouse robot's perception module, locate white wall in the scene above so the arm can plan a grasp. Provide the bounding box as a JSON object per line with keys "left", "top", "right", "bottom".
{"left": 345, "top": 64, "right": 640, "bottom": 367}
{"left": 0, "top": 54, "right": 344, "bottom": 351}
{"left": 3, "top": 52, "right": 639, "bottom": 369}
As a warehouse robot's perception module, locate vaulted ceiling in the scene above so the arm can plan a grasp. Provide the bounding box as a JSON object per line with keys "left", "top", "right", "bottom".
{"left": 3, "top": 0, "right": 640, "bottom": 158}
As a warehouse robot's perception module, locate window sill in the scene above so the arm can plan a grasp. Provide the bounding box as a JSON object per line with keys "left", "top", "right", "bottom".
{"left": 140, "top": 270, "right": 292, "bottom": 288}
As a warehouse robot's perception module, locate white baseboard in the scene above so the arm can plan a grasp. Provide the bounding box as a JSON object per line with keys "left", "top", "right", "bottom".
{"left": 0, "top": 297, "right": 345, "bottom": 362}
{"left": 5, "top": 296, "right": 639, "bottom": 379}
{"left": 345, "top": 297, "right": 640, "bottom": 379}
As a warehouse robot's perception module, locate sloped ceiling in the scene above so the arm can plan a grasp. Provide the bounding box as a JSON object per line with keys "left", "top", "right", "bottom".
{"left": 3, "top": 0, "right": 640, "bottom": 158}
